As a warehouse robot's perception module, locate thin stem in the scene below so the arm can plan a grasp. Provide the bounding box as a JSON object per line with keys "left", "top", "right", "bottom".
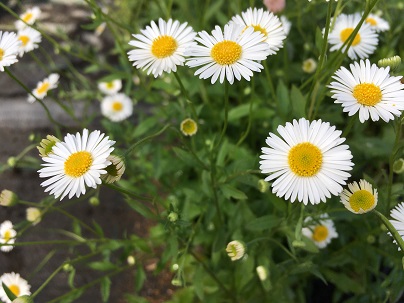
{"left": 263, "top": 60, "right": 277, "bottom": 104}
{"left": 237, "top": 79, "right": 255, "bottom": 146}
{"left": 214, "top": 81, "right": 230, "bottom": 150}
{"left": 374, "top": 210, "right": 404, "bottom": 254}
{"left": 342, "top": 116, "right": 356, "bottom": 138}
{"left": 174, "top": 72, "right": 198, "bottom": 118}
{"left": 246, "top": 237, "right": 298, "bottom": 262}
{"left": 31, "top": 264, "right": 64, "bottom": 298}
{"left": 387, "top": 119, "right": 402, "bottom": 211}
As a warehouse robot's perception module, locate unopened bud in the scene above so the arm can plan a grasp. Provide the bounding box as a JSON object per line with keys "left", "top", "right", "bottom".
{"left": 89, "top": 197, "right": 99, "bottom": 206}
{"left": 12, "top": 295, "right": 34, "bottom": 303}
{"left": 127, "top": 255, "right": 136, "bottom": 266}
{"left": 0, "top": 190, "right": 18, "bottom": 207}
{"left": 168, "top": 212, "right": 178, "bottom": 222}
{"left": 393, "top": 158, "right": 404, "bottom": 174}
{"left": 378, "top": 56, "right": 401, "bottom": 71}
{"left": 257, "top": 179, "right": 269, "bottom": 193}
{"left": 7, "top": 157, "right": 16, "bottom": 167}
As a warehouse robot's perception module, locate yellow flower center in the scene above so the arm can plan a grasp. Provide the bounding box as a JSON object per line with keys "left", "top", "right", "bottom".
{"left": 9, "top": 284, "right": 20, "bottom": 296}
{"left": 252, "top": 25, "right": 268, "bottom": 37}
{"left": 340, "top": 28, "right": 361, "bottom": 46}
{"left": 312, "top": 225, "right": 329, "bottom": 242}
{"left": 0, "top": 49, "right": 4, "bottom": 61}
{"left": 112, "top": 101, "right": 123, "bottom": 111}
{"left": 211, "top": 40, "right": 242, "bottom": 65}
{"left": 19, "top": 35, "right": 30, "bottom": 46}
{"left": 4, "top": 230, "right": 11, "bottom": 241}
{"left": 181, "top": 119, "right": 197, "bottom": 135}
{"left": 352, "top": 83, "right": 382, "bottom": 106}
{"left": 22, "top": 12, "right": 33, "bottom": 23}
{"left": 365, "top": 17, "right": 377, "bottom": 26}
{"left": 64, "top": 151, "right": 93, "bottom": 178}
{"left": 151, "top": 35, "right": 178, "bottom": 58}
{"left": 349, "top": 189, "right": 375, "bottom": 212}
{"left": 288, "top": 142, "right": 323, "bottom": 177}
{"left": 106, "top": 81, "right": 114, "bottom": 89}
{"left": 37, "top": 82, "right": 50, "bottom": 95}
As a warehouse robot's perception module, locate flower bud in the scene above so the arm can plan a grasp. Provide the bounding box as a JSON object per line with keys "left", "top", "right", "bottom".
{"left": 12, "top": 295, "right": 34, "bottom": 303}
{"left": 168, "top": 212, "right": 178, "bottom": 222}
{"left": 0, "top": 190, "right": 18, "bottom": 207}
{"left": 226, "top": 240, "right": 246, "bottom": 261}
{"left": 378, "top": 56, "right": 401, "bottom": 72}
{"left": 256, "top": 265, "right": 268, "bottom": 281}
{"left": 26, "top": 207, "right": 42, "bottom": 225}
{"left": 393, "top": 158, "right": 404, "bottom": 174}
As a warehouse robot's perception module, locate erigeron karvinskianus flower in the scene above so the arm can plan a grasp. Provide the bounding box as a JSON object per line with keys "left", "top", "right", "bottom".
{"left": 101, "top": 93, "right": 133, "bottom": 122}
{"left": 101, "top": 155, "right": 126, "bottom": 184}
{"left": 16, "top": 27, "right": 41, "bottom": 57}
{"left": 0, "top": 220, "right": 16, "bottom": 252}
{"left": 26, "top": 207, "right": 42, "bottom": 225}
{"left": 128, "top": 18, "right": 196, "bottom": 77}
{"left": 180, "top": 118, "right": 198, "bottom": 136}
{"left": 98, "top": 79, "right": 122, "bottom": 95}
{"left": 302, "top": 214, "right": 338, "bottom": 248}
{"left": 329, "top": 59, "right": 404, "bottom": 123}
{"left": 365, "top": 13, "right": 390, "bottom": 32}
{"left": 389, "top": 202, "right": 404, "bottom": 250}
{"left": 38, "top": 129, "right": 115, "bottom": 200}
{"left": 327, "top": 13, "right": 378, "bottom": 60}
{"left": 302, "top": 58, "right": 317, "bottom": 73}
{"left": 186, "top": 24, "right": 271, "bottom": 84}
{"left": 15, "top": 7, "right": 41, "bottom": 30}
{"left": 340, "top": 179, "right": 377, "bottom": 214}
{"left": 0, "top": 190, "right": 18, "bottom": 207}
{"left": 37, "top": 135, "right": 60, "bottom": 157}
{"left": 27, "top": 73, "right": 59, "bottom": 103}
{"left": 226, "top": 240, "right": 246, "bottom": 261}
{"left": 0, "top": 272, "right": 31, "bottom": 303}
{"left": 259, "top": 118, "right": 354, "bottom": 205}
{"left": 230, "top": 7, "right": 286, "bottom": 54}
{"left": 0, "top": 31, "right": 21, "bottom": 72}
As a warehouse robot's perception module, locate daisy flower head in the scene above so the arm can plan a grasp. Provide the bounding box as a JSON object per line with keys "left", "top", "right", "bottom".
{"left": 128, "top": 18, "right": 196, "bottom": 77}
{"left": 327, "top": 13, "right": 378, "bottom": 60}
{"left": 0, "top": 31, "right": 21, "bottom": 72}
{"left": 180, "top": 118, "right": 198, "bottom": 136}
{"left": 230, "top": 7, "right": 286, "bottom": 54}
{"left": 226, "top": 240, "right": 246, "bottom": 261}
{"left": 38, "top": 129, "right": 115, "bottom": 200}
{"left": 101, "top": 155, "right": 126, "bottom": 184}
{"left": 365, "top": 14, "right": 390, "bottom": 32}
{"left": 389, "top": 202, "right": 404, "bottom": 250}
{"left": 259, "top": 118, "right": 354, "bottom": 205}
{"left": 27, "top": 73, "right": 59, "bottom": 103}
{"left": 98, "top": 79, "right": 122, "bottom": 95}
{"left": 15, "top": 6, "right": 41, "bottom": 30}
{"left": 329, "top": 59, "right": 404, "bottom": 123}
{"left": 186, "top": 23, "right": 271, "bottom": 85}
{"left": 0, "top": 220, "right": 16, "bottom": 252}
{"left": 101, "top": 93, "right": 133, "bottom": 122}
{"left": 340, "top": 179, "right": 378, "bottom": 214}
{"left": 302, "top": 214, "right": 338, "bottom": 248}
{"left": 17, "top": 27, "right": 41, "bottom": 57}
{"left": 0, "top": 272, "right": 31, "bottom": 303}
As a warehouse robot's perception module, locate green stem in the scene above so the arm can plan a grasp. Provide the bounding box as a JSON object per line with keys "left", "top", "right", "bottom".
{"left": 237, "top": 78, "right": 255, "bottom": 146}
{"left": 263, "top": 60, "right": 277, "bottom": 104}
{"left": 174, "top": 72, "right": 198, "bottom": 119}
{"left": 387, "top": 118, "right": 402, "bottom": 211}
{"left": 246, "top": 237, "right": 298, "bottom": 262}
{"left": 374, "top": 210, "right": 404, "bottom": 254}
{"left": 342, "top": 116, "right": 356, "bottom": 137}
{"left": 214, "top": 81, "right": 230, "bottom": 150}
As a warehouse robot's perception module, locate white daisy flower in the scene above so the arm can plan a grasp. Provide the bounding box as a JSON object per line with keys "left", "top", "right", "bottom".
{"left": 226, "top": 240, "right": 246, "bottom": 261}
{"left": 302, "top": 214, "right": 338, "bottom": 248}
{"left": 128, "top": 18, "right": 196, "bottom": 77}
{"left": 259, "top": 118, "right": 354, "bottom": 205}
{"left": 389, "top": 202, "right": 404, "bottom": 250}
{"left": 0, "top": 31, "right": 21, "bottom": 72}
{"left": 26, "top": 207, "right": 42, "bottom": 225}
{"left": 230, "top": 7, "right": 286, "bottom": 54}
{"left": 101, "top": 93, "right": 133, "bottom": 122}
{"left": 365, "top": 14, "right": 390, "bottom": 32}
{"left": 0, "top": 272, "right": 31, "bottom": 303}
{"left": 327, "top": 13, "right": 378, "bottom": 60}
{"left": 0, "top": 220, "right": 16, "bottom": 252}
{"left": 15, "top": 7, "right": 41, "bottom": 30}
{"left": 27, "top": 73, "right": 59, "bottom": 103}
{"left": 186, "top": 24, "right": 271, "bottom": 84}
{"left": 98, "top": 79, "right": 122, "bottom": 95}
{"left": 340, "top": 179, "right": 377, "bottom": 214}
{"left": 38, "top": 129, "right": 115, "bottom": 200}
{"left": 16, "top": 27, "right": 41, "bottom": 57}
{"left": 280, "top": 16, "right": 291, "bottom": 35}
{"left": 329, "top": 59, "right": 404, "bottom": 123}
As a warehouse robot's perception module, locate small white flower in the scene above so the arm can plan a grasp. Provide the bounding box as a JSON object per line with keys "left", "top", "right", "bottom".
{"left": 98, "top": 79, "right": 122, "bottom": 95}
{"left": 259, "top": 118, "right": 354, "bottom": 205}
{"left": 0, "top": 31, "right": 21, "bottom": 72}
{"left": 340, "top": 179, "right": 378, "bottom": 214}
{"left": 302, "top": 58, "right": 317, "bottom": 73}
{"left": 16, "top": 27, "right": 41, "bottom": 57}
{"left": 0, "top": 190, "right": 18, "bottom": 207}
{"left": 26, "top": 207, "right": 42, "bottom": 225}
{"left": 0, "top": 221, "right": 16, "bottom": 252}
{"left": 38, "top": 129, "right": 115, "bottom": 200}
{"left": 15, "top": 7, "right": 41, "bottom": 30}
{"left": 329, "top": 59, "right": 404, "bottom": 123}
{"left": 226, "top": 240, "right": 245, "bottom": 261}
{"left": 302, "top": 214, "right": 338, "bottom": 248}
{"left": 365, "top": 14, "right": 390, "bottom": 32}
{"left": 128, "top": 18, "right": 196, "bottom": 77}
{"left": 101, "top": 155, "right": 126, "bottom": 184}
{"left": 230, "top": 7, "right": 286, "bottom": 55}
{"left": 327, "top": 13, "right": 378, "bottom": 60}
{"left": 0, "top": 272, "right": 31, "bottom": 303}
{"left": 186, "top": 24, "right": 271, "bottom": 84}
{"left": 101, "top": 93, "right": 133, "bottom": 122}
{"left": 27, "top": 73, "right": 59, "bottom": 103}
{"left": 389, "top": 202, "right": 404, "bottom": 250}
{"left": 180, "top": 118, "right": 198, "bottom": 136}
{"left": 256, "top": 265, "right": 268, "bottom": 281}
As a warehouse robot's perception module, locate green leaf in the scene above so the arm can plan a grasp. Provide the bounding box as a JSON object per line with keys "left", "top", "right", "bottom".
{"left": 315, "top": 27, "right": 324, "bottom": 54}
{"left": 290, "top": 85, "right": 307, "bottom": 117}
{"left": 135, "top": 265, "right": 147, "bottom": 292}
{"left": 125, "top": 198, "right": 156, "bottom": 219}
{"left": 172, "top": 147, "right": 197, "bottom": 166}
{"left": 92, "top": 220, "right": 104, "bottom": 237}
{"left": 276, "top": 80, "right": 290, "bottom": 117}
{"left": 100, "top": 277, "right": 111, "bottom": 303}
{"left": 322, "top": 268, "right": 365, "bottom": 294}
{"left": 245, "top": 215, "right": 281, "bottom": 231}
{"left": 228, "top": 103, "right": 257, "bottom": 122}
{"left": 88, "top": 261, "right": 117, "bottom": 271}
{"left": 2, "top": 283, "right": 17, "bottom": 301}
{"left": 220, "top": 184, "right": 248, "bottom": 200}
{"left": 68, "top": 268, "right": 76, "bottom": 288}
{"left": 132, "top": 117, "right": 158, "bottom": 138}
